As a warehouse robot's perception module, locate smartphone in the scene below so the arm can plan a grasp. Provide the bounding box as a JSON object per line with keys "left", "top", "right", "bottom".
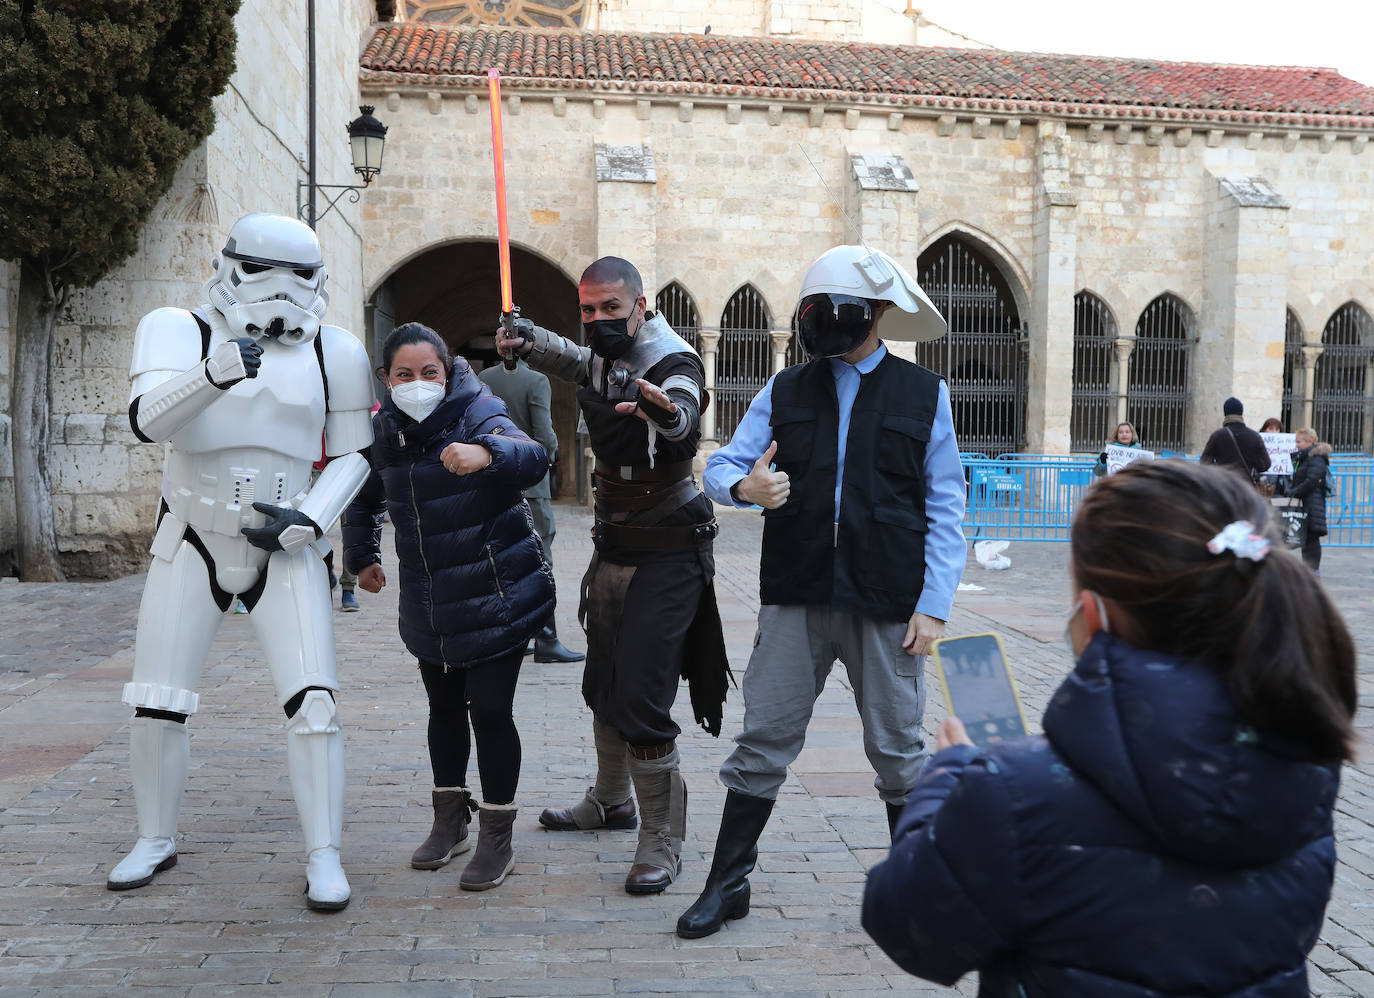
{"left": 930, "top": 633, "right": 1027, "bottom": 747}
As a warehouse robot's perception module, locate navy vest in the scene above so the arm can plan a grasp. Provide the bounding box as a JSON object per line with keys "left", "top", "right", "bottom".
{"left": 759, "top": 353, "right": 943, "bottom": 622}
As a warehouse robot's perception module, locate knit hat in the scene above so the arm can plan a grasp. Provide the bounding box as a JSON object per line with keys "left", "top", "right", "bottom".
{"left": 1223, "top": 397, "right": 1243, "bottom": 416}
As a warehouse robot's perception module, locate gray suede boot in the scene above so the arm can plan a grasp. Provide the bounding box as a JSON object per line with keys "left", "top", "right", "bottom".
{"left": 411, "top": 788, "right": 476, "bottom": 870}
{"left": 460, "top": 803, "right": 517, "bottom": 891}
{"left": 539, "top": 717, "right": 636, "bottom": 831}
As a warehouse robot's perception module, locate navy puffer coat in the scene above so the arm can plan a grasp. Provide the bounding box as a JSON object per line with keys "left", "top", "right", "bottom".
{"left": 343, "top": 360, "right": 555, "bottom": 669}
{"left": 1286, "top": 441, "right": 1332, "bottom": 537}
{"left": 863, "top": 631, "right": 1341, "bottom": 997}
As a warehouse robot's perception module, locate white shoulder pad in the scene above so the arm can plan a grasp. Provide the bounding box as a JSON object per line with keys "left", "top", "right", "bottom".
{"left": 129, "top": 308, "right": 207, "bottom": 402}
{"left": 318, "top": 325, "right": 376, "bottom": 412}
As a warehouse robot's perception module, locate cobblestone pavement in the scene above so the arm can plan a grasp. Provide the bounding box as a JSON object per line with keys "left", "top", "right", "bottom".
{"left": 1, "top": 504, "right": 1373, "bottom": 997}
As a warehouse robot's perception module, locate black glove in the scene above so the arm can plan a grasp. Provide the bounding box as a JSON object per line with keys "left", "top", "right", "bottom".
{"left": 241, "top": 501, "right": 321, "bottom": 552}
{"left": 636, "top": 389, "right": 680, "bottom": 430}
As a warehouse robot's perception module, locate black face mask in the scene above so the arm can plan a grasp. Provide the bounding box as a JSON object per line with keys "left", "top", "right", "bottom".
{"left": 797, "top": 293, "right": 875, "bottom": 358}
{"left": 587, "top": 316, "right": 635, "bottom": 359}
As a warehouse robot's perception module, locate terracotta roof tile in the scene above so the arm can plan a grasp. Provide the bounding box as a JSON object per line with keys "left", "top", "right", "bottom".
{"left": 361, "top": 23, "right": 1374, "bottom": 128}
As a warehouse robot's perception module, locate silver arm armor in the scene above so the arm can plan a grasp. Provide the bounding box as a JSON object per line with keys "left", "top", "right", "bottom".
{"left": 656, "top": 374, "right": 699, "bottom": 442}
{"left": 295, "top": 452, "right": 370, "bottom": 542}
{"left": 525, "top": 324, "right": 592, "bottom": 386}
{"left": 130, "top": 340, "right": 247, "bottom": 443}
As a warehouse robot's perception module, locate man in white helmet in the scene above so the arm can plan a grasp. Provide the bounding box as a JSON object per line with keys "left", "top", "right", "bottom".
{"left": 108, "top": 213, "right": 375, "bottom": 911}
{"left": 677, "top": 245, "right": 967, "bottom": 939}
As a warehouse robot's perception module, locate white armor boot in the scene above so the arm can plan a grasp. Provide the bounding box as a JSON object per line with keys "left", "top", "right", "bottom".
{"left": 287, "top": 690, "right": 349, "bottom": 910}
{"left": 107, "top": 716, "right": 189, "bottom": 889}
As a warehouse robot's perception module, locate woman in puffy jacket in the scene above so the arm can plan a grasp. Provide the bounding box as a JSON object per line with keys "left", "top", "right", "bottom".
{"left": 1284, "top": 426, "right": 1332, "bottom": 573}
{"left": 344, "top": 323, "right": 554, "bottom": 891}
{"left": 863, "top": 460, "right": 1356, "bottom": 997}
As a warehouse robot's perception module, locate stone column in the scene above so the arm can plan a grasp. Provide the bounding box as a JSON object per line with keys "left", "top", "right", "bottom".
{"left": 698, "top": 329, "right": 721, "bottom": 442}
{"left": 1028, "top": 122, "right": 1077, "bottom": 454}
{"left": 1301, "top": 344, "right": 1323, "bottom": 430}
{"left": 1193, "top": 174, "right": 1290, "bottom": 452}
{"left": 1114, "top": 337, "right": 1136, "bottom": 425}
{"left": 770, "top": 329, "right": 792, "bottom": 375}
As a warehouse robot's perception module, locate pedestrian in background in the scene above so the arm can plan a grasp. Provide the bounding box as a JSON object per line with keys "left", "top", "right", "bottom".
{"left": 1091, "top": 421, "right": 1140, "bottom": 478}
{"left": 479, "top": 357, "right": 583, "bottom": 662}
{"left": 1282, "top": 427, "right": 1332, "bottom": 573}
{"left": 863, "top": 460, "right": 1356, "bottom": 996}
{"left": 1200, "top": 396, "right": 1270, "bottom": 481}
{"left": 344, "top": 323, "right": 554, "bottom": 890}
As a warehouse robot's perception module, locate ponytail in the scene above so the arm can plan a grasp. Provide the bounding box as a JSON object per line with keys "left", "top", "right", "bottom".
{"left": 1071, "top": 461, "right": 1356, "bottom": 761}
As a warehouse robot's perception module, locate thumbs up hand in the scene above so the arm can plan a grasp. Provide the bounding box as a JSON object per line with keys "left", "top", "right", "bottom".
{"left": 733, "top": 440, "right": 790, "bottom": 509}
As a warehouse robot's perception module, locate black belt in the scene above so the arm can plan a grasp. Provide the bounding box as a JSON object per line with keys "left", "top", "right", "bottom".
{"left": 592, "top": 518, "right": 718, "bottom": 552}
{"left": 594, "top": 458, "right": 694, "bottom": 484}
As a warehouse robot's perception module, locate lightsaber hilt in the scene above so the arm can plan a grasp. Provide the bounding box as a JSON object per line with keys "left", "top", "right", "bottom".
{"left": 500, "top": 305, "right": 521, "bottom": 370}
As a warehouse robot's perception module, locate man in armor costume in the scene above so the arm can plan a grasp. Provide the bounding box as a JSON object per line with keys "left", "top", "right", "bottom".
{"left": 677, "top": 245, "right": 968, "bottom": 938}
{"left": 495, "top": 256, "right": 729, "bottom": 896}
{"left": 108, "top": 213, "right": 375, "bottom": 911}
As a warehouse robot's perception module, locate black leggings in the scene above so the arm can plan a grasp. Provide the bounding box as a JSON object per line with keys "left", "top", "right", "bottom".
{"left": 419, "top": 651, "right": 523, "bottom": 805}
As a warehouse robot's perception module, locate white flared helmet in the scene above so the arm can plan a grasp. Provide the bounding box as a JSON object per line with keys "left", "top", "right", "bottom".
{"left": 799, "top": 245, "right": 946, "bottom": 343}
{"left": 204, "top": 213, "right": 330, "bottom": 345}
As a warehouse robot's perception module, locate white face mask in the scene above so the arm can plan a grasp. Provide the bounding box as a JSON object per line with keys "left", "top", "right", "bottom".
{"left": 390, "top": 379, "right": 445, "bottom": 422}
{"left": 1063, "top": 592, "right": 1110, "bottom": 660}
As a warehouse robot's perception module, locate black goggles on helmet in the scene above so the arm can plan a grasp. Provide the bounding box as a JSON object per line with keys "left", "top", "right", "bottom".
{"left": 796, "top": 293, "right": 876, "bottom": 358}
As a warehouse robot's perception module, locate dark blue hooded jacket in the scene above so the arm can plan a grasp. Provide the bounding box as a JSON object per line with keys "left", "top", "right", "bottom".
{"left": 863, "top": 631, "right": 1341, "bottom": 997}
{"left": 343, "top": 360, "right": 555, "bottom": 669}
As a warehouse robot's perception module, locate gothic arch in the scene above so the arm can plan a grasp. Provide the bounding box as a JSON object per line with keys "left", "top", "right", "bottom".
{"left": 1127, "top": 292, "right": 1196, "bottom": 451}
{"left": 714, "top": 284, "right": 774, "bottom": 443}
{"left": 1313, "top": 301, "right": 1374, "bottom": 451}
{"left": 916, "top": 233, "right": 1027, "bottom": 454}
{"left": 1070, "top": 290, "right": 1120, "bottom": 450}
{"left": 919, "top": 221, "right": 1031, "bottom": 319}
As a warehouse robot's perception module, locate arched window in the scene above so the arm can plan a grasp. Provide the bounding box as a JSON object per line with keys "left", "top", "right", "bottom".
{"left": 716, "top": 285, "right": 773, "bottom": 443}
{"left": 1280, "top": 309, "right": 1304, "bottom": 432}
{"left": 655, "top": 282, "right": 699, "bottom": 349}
{"left": 1071, "top": 291, "right": 1118, "bottom": 451}
{"left": 916, "top": 234, "right": 1026, "bottom": 455}
{"left": 1127, "top": 294, "right": 1194, "bottom": 452}
{"left": 1314, "top": 302, "right": 1374, "bottom": 452}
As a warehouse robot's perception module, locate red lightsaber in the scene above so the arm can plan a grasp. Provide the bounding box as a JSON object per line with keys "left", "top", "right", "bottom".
{"left": 488, "top": 68, "right": 521, "bottom": 369}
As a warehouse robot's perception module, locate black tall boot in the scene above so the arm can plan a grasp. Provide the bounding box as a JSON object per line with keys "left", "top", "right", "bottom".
{"left": 675, "top": 790, "right": 775, "bottom": 939}
{"left": 533, "top": 622, "right": 583, "bottom": 663}
{"left": 886, "top": 801, "right": 904, "bottom": 841}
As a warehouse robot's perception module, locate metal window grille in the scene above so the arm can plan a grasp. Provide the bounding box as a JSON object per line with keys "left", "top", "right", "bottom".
{"left": 1127, "top": 294, "right": 1193, "bottom": 451}
{"left": 1070, "top": 291, "right": 1118, "bottom": 451}
{"left": 1280, "top": 309, "right": 1304, "bottom": 431}
{"left": 1314, "top": 302, "right": 1374, "bottom": 452}
{"left": 655, "top": 282, "right": 699, "bottom": 350}
{"left": 915, "top": 235, "right": 1027, "bottom": 454}
{"left": 716, "top": 285, "right": 773, "bottom": 443}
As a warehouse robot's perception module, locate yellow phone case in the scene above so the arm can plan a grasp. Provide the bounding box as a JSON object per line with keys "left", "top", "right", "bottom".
{"left": 930, "top": 632, "right": 1029, "bottom": 745}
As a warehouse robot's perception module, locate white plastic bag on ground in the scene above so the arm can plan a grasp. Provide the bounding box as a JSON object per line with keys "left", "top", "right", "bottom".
{"left": 973, "top": 539, "right": 1011, "bottom": 571}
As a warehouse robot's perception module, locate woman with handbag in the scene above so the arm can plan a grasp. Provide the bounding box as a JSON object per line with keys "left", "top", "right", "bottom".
{"left": 1281, "top": 427, "right": 1332, "bottom": 573}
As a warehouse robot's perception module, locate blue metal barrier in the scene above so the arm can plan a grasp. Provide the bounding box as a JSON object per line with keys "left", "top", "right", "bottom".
{"left": 963, "top": 455, "right": 1374, "bottom": 546}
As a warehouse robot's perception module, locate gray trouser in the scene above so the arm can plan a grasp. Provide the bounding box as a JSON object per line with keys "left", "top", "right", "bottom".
{"left": 528, "top": 496, "right": 555, "bottom": 567}
{"left": 719, "top": 604, "right": 927, "bottom": 806}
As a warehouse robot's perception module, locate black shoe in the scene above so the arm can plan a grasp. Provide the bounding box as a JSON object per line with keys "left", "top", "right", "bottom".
{"left": 886, "top": 801, "right": 904, "bottom": 841}
{"left": 675, "top": 790, "right": 775, "bottom": 939}
{"left": 533, "top": 623, "right": 584, "bottom": 663}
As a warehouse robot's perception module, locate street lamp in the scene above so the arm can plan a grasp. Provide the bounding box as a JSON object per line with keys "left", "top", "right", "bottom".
{"left": 297, "top": 105, "right": 389, "bottom": 226}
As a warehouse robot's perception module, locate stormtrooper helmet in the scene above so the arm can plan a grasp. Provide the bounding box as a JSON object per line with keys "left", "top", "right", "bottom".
{"left": 795, "top": 245, "right": 945, "bottom": 357}
{"left": 204, "top": 213, "right": 329, "bottom": 345}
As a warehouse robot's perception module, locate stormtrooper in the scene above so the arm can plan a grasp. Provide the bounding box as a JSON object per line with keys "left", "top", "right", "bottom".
{"left": 108, "top": 213, "right": 375, "bottom": 911}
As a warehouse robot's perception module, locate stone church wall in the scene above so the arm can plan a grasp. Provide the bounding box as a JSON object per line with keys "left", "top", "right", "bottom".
{"left": 0, "top": 0, "right": 373, "bottom": 576}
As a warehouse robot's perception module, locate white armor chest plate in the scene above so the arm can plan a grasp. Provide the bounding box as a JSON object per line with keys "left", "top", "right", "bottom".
{"left": 162, "top": 340, "right": 325, "bottom": 535}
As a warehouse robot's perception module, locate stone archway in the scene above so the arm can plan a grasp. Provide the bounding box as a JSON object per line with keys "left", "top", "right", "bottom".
{"left": 373, "top": 240, "right": 583, "bottom": 494}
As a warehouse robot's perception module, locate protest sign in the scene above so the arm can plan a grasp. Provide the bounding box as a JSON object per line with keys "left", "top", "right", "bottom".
{"left": 1260, "top": 433, "right": 1297, "bottom": 476}
{"left": 1105, "top": 444, "right": 1155, "bottom": 475}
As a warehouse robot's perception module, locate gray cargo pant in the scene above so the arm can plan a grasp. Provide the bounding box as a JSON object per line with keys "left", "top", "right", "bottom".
{"left": 718, "top": 604, "right": 927, "bottom": 806}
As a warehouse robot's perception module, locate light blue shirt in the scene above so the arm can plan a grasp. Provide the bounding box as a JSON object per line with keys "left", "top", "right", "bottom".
{"left": 704, "top": 343, "right": 967, "bottom": 621}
